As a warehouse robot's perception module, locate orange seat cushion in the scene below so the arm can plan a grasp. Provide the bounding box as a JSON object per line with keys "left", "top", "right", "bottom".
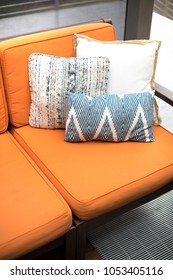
{"left": 11, "top": 125, "right": 173, "bottom": 220}
{"left": 0, "top": 131, "right": 72, "bottom": 259}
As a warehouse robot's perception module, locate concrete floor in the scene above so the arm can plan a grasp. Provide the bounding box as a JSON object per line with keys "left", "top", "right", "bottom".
{"left": 0, "top": 0, "right": 172, "bottom": 133}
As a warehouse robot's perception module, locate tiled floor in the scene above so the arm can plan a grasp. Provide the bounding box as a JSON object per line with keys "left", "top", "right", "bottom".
{"left": 85, "top": 240, "right": 102, "bottom": 259}
{"left": 87, "top": 189, "right": 173, "bottom": 260}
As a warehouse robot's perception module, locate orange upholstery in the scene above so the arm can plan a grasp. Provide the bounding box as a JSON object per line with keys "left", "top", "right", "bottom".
{"left": 0, "top": 68, "right": 8, "bottom": 133}
{"left": 0, "top": 132, "right": 72, "bottom": 259}
{"left": 0, "top": 72, "right": 72, "bottom": 259}
{"left": 10, "top": 125, "right": 173, "bottom": 220}
{"left": 0, "top": 23, "right": 116, "bottom": 127}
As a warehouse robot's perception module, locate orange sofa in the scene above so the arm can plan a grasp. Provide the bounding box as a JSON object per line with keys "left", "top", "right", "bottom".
{"left": 0, "top": 19, "right": 173, "bottom": 259}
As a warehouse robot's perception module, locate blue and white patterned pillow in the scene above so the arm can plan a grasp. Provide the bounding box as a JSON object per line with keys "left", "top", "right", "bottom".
{"left": 65, "top": 92, "right": 154, "bottom": 142}
{"left": 29, "top": 53, "right": 110, "bottom": 129}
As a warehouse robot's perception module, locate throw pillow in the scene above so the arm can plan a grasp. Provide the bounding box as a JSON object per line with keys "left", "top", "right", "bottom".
{"left": 74, "top": 34, "right": 161, "bottom": 94}
{"left": 74, "top": 34, "right": 161, "bottom": 125}
{"left": 28, "top": 53, "right": 110, "bottom": 129}
{"left": 65, "top": 92, "right": 154, "bottom": 143}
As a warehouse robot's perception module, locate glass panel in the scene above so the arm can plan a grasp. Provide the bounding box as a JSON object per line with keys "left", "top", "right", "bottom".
{"left": 150, "top": 0, "right": 173, "bottom": 92}
{"left": 59, "top": 0, "right": 88, "bottom": 3}
{"left": 0, "top": 1, "right": 54, "bottom": 17}
{"left": 150, "top": 0, "right": 173, "bottom": 132}
{"left": 0, "top": 1, "right": 127, "bottom": 40}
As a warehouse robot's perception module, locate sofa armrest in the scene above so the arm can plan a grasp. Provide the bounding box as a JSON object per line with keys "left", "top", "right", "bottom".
{"left": 155, "top": 82, "right": 173, "bottom": 107}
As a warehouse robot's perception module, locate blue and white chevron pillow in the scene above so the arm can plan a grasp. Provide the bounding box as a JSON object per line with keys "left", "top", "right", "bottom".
{"left": 65, "top": 92, "right": 154, "bottom": 142}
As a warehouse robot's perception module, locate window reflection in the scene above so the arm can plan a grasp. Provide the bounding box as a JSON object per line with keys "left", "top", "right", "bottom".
{"left": 150, "top": 0, "right": 173, "bottom": 132}
{"left": 151, "top": 0, "right": 173, "bottom": 91}
{"left": 0, "top": 1, "right": 127, "bottom": 40}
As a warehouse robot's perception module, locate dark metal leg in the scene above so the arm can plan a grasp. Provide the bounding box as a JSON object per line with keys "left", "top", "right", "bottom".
{"left": 74, "top": 219, "right": 87, "bottom": 260}
{"left": 65, "top": 225, "right": 76, "bottom": 260}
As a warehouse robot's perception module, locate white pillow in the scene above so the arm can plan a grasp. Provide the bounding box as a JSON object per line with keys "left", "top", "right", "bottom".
{"left": 74, "top": 34, "right": 161, "bottom": 124}
{"left": 75, "top": 34, "right": 161, "bottom": 94}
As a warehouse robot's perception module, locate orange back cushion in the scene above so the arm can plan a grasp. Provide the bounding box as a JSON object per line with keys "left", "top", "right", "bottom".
{"left": 0, "top": 22, "right": 116, "bottom": 127}
{"left": 0, "top": 69, "right": 8, "bottom": 133}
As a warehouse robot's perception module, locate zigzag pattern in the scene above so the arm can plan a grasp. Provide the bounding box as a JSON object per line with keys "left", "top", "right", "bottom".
{"left": 65, "top": 92, "right": 154, "bottom": 142}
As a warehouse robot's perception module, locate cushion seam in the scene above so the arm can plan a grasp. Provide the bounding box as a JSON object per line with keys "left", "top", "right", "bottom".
{"left": 0, "top": 67, "right": 8, "bottom": 132}
{"left": 10, "top": 128, "right": 78, "bottom": 203}
{"left": 0, "top": 216, "right": 71, "bottom": 249}
{"left": 100, "top": 164, "right": 173, "bottom": 199}
{"left": 7, "top": 131, "right": 72, "bottom": 209}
